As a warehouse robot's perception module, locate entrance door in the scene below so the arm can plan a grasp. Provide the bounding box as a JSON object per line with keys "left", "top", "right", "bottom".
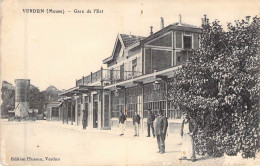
{"left": 104, "top": 95, "right": 109, "bottom": 127}
{"left": 93, "top": 101, "right": 98, "bottom": 128}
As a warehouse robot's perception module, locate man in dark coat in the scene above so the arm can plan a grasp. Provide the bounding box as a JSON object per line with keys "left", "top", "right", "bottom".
{"left": 155, "top": 109, "right": 168, "bottom": 154}
{"left": 147, "top": 109, "right": 155, "bottom": 137}
{"left": 118, "top": 111, "right": 126, "bottom": 136}
{"left": 179, "top": 113, "right": 198, "bottom": 162}
{"left": 133, "top": 111, "right": 141, "bottom": 136}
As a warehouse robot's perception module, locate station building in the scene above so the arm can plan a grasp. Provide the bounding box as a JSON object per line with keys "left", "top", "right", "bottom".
{"left": 58, "top": 16, "right": 203, "bottom": 134}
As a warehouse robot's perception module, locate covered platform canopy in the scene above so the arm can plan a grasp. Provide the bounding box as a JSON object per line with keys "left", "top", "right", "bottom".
{"left": 59, "top": 85, "right": 103, "bottom": 97}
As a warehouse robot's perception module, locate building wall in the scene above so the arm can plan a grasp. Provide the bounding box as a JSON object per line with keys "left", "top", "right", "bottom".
{"left": 143, "top": 30, "right": 200, "bottom": 75}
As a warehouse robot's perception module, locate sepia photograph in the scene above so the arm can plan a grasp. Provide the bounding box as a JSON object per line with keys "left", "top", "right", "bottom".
{"left": 1, "top": 0, "right": 259, "bottom": 165}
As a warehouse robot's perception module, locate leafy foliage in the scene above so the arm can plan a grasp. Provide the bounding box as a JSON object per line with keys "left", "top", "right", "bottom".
{"left": 1, "top": 83, "right": 61, "bottom": 116}
{"left": 1, "top": 81, "right": 15, "bottom": 117}
{"left": 168, "top": 16, "right": 260, "bottom": 158}
{"left": 29, "top": 85, "right": 45, "bottom": 113}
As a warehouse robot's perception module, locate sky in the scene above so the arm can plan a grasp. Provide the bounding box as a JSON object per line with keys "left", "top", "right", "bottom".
{"left": 1, "top": 0, "right": 259, "bottom": 91}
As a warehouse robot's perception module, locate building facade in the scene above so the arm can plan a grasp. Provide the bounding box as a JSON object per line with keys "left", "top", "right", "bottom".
{"left": 58, "top": 17, "right": 203, "bottom": 134}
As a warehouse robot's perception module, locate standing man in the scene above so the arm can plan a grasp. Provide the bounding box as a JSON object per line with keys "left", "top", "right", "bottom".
{"left": 133, "top": 111, "right": 141, "bottom": 137}
{"left": 118, "top": 111, "right": 126, "bottom": 136}
{"left": 147, "top": 109, "right": 155, "bottom": 137}
{"left": 155, "top": 110, "right": 168, "bottom": 154}
{"left": 179, "top": 113, "right": 198, "bottom": 162}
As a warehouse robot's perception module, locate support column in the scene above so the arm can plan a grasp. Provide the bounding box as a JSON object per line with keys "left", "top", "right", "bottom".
{"left": 141, "top": 85, "right": 144, "bottom": 133}
{"left": 98, "top": 91, "right": 102, "bottom": 129}
{"left": 124, "top": 90, "right": 126, "bottom": 116}
{"left": 71, "top": 101, "right": 73, "bottom": 125}
{"left": 62, "top": 103, "right": 64, "bottom": 124}
{"left": 101, "top": 90, "right": 104, "bottom": 129}
{"left": 75, "top": 99, "right": 78, "bottom": 125}
{"left": 50, "top": 108, "right": 52, "bottom": 121}
{"left": 66, "top": 102, "right": 69, "bottom": 124}
{"left": 165, "top": 81, "right": 168, "bottom": 118}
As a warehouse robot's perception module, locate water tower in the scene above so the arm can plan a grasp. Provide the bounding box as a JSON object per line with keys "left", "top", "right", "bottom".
{"left": 14, "top": 79, "right": 30, "bottom": 118}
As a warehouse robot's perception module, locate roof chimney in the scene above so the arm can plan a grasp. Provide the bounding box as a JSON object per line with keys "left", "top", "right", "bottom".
{"left": 202, "top": 14, "right": 208, "bottom": 26}
{"left": 150, "top": 26, "right": 153, "bottom": 35}
{"left": 246, "top": 16, "right": 251, "bottom": 23}
{"left": 160, "top": 17, "right": 164, "bottom": 29}
{"left": 179, "top": 14, "right": 182, "bottom": 25}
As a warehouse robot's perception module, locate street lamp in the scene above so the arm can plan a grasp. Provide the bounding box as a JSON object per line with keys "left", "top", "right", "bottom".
{"left": 114, "top": 89, "right": 119, "bottom": 98}
{"left": 153, "top": 80, "right": 161, "bottom": 91}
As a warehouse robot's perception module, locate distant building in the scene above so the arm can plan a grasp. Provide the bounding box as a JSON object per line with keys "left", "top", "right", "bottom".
{"left": 58, "top": 16, "right": 204, "bottom": 134}
{"left": 46, "top": 102, "right": 61, "bottom": 121}
{"left": 14, "top": 79, "right": 30, "bottom": 118}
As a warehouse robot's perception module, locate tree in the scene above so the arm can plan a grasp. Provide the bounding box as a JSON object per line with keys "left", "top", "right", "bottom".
{"left": 1, "top": 81, "right": 15, "bottom": 117}
{"left": 42, "top": 85, "right": 61, "bottom": 103}
{"left": 29, "top": 85, "right": 45, "bottom": 113}
{"left": 168, "top": 16, "right": 259, "bottom": 158}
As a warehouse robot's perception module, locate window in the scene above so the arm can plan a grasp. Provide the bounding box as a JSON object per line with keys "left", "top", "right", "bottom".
{"left": 177, "top": 56, "right": 181, "bottom": 62}
{"left": 184, "top": 34, "right": 192, "bottom": 49}
{"left": 111, "top": 91, "right": 125, "bottom": 118}
{"left": 168, "top": 100, "right": 182, "bottom": 119}
{"left": 143, "top": 83, "right": 167, "bottom": 118}
{"left": 176, "top": 32, "right": 182, "bottom": 48}
{"left": 52, "top": 108, "right": 59, "bottom": 117}
{"left": 176, "top": 52, "right": 182, "bottom": 65}
{"left": 132, "top": 58, "right": 137, "bottom": 76}
{"left": 126, "top": 86, "right": 142, "bottom": 118}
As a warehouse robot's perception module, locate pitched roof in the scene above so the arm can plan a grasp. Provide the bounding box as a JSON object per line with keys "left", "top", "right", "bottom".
{"left": 170, "top": 22, "right": 201, "bottom": 29}
{"left": 103, "top": 34, "right": 145, "bottom": 64}
{"left": 119, "top": 34, "right": 145, "bottom": 48}
{"left": 103, "top": 22, "right": 201, "bottom": 64}
{"left": 141, "top": 22, "right": 202, "bottom": 45}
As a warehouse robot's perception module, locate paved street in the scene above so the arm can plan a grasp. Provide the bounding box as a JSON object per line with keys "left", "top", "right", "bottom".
{"left": 1, "top": 120, "right": 259, "bottom": 166}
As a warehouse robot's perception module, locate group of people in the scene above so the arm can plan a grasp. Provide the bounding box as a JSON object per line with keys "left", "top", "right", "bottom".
{"left": 118, "top": 109, "right": 198, "bottom": 162}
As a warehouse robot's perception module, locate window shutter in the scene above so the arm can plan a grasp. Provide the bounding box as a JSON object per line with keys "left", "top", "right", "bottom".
{"left": 124, "top": 62, "right": 127, "bottom": 79}
{"left": 137, "top": 56, "right": 142, "bottom": 76}
{"left": 128, "top": 61, "right": 132, "bottom": 78}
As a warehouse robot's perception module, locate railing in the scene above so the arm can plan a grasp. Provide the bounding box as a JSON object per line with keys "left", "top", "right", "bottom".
{"left": 76, "top": 69, "right": 102, "bottom": 86}
{"left": 76, "top": 68, "right": 142, "bottom": 86}
{"left": 102, "top": 69, "right": 142, "bottom": 83}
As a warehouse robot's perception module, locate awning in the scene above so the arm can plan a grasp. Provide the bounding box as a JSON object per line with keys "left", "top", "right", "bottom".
{"left": 59, "top": 85, "right": 103, "bottom": 96}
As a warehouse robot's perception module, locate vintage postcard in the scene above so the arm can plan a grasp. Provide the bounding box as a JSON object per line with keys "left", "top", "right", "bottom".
{"left": 1, "top": 0, "right": 259, "bottom": 165}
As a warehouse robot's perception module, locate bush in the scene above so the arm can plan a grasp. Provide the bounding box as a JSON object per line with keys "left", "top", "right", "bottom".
{"left": 168, "top": 16, "right": 260, "bottom": 158}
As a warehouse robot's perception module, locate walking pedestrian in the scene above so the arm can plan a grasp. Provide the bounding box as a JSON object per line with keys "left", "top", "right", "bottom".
{"left": 133, "top": 111, "right": 141, "bottom": 137}
{"left": 147, "top": 109, "right": 155, "bottom": 137}
{"left": 179, "top": 113, "right": 198, "bottom": 162}
{"left": 155, "top": 109, "right": 168, "bottom": 154}
{"left": 118, "top": 111, "right": 126, "bottom": 136}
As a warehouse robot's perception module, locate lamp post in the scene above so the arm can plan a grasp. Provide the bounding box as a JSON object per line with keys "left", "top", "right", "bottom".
{"left": 153, "top": 80, "right": 161, "bottom": 91}
{"left": 114, "top": 89, "right": 119, "bottom": 98}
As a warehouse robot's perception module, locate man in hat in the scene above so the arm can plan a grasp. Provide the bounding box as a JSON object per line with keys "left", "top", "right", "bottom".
{"left": 118, "top": 111, "right": 126, "bottom": 136}
{"left": 179, "top": 112, "right": 198, "bottom": 162}
{"left": 147, "top": 109, "right": 155, "bottom": 137}
{"left": 155, "top": 109, "right": 168, "bottom": 154}
{"left": 133, "top": 111, "right": 141, "bottom": 136}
